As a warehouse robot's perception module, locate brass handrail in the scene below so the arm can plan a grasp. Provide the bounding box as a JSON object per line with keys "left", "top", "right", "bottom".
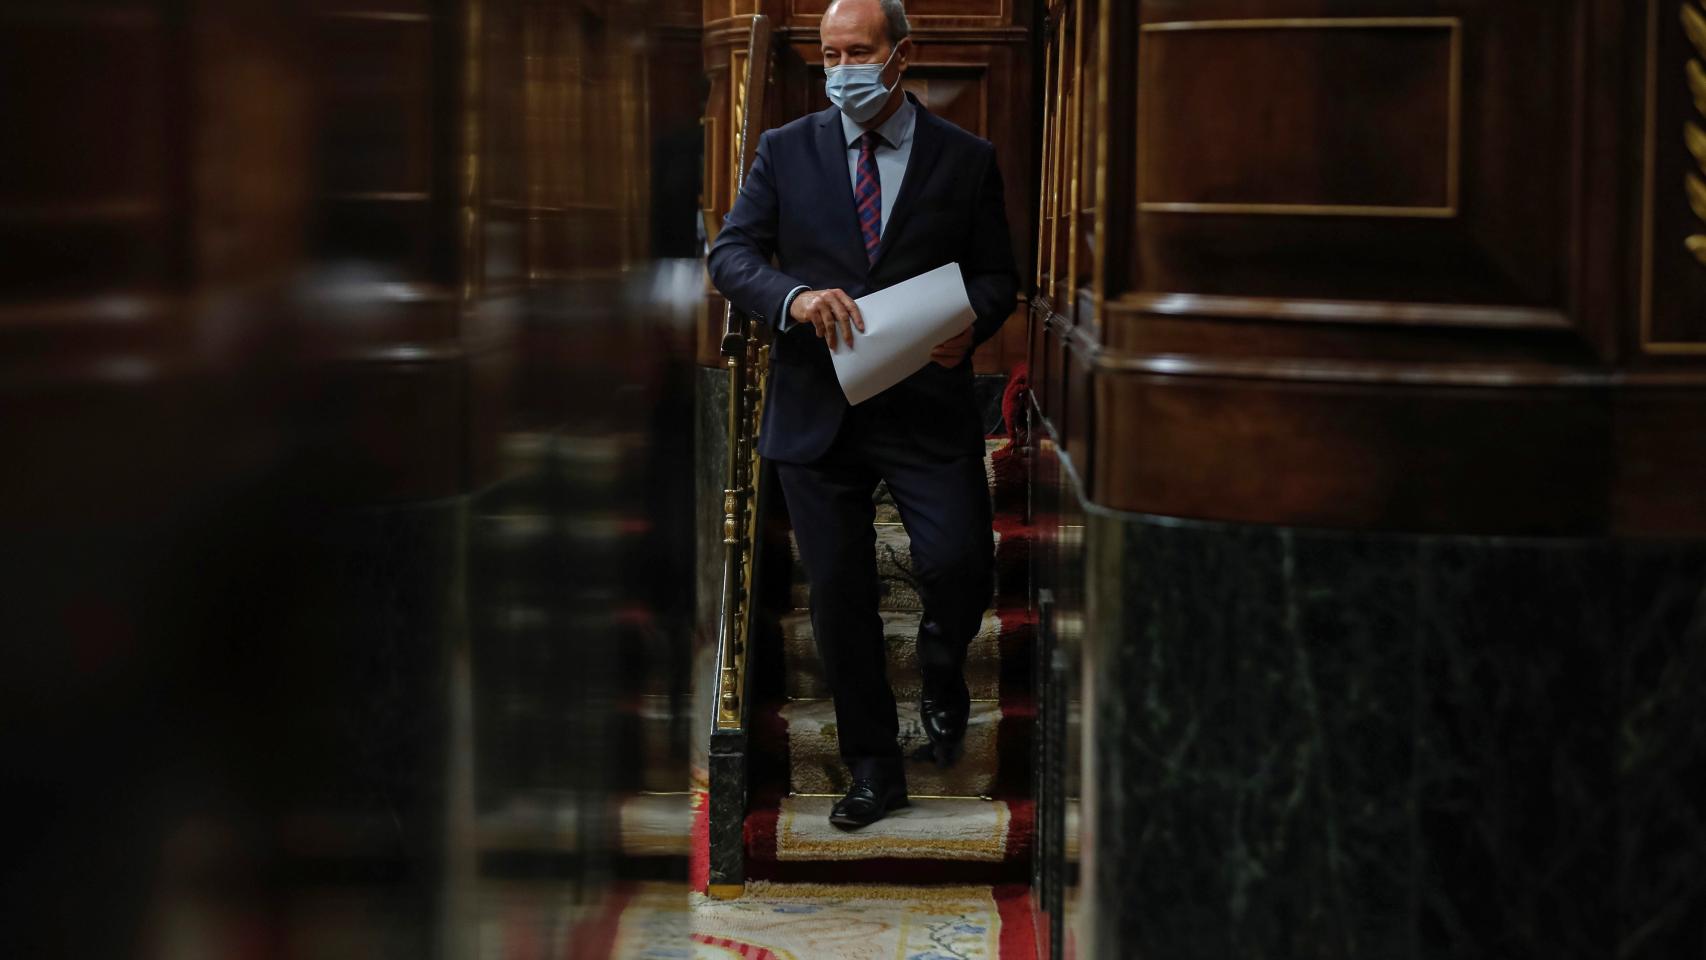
{"left": 713, "top": 333, "right": 769, "bottom": 730}
{"left": 712, "top": 14, "right": 773, "bottom": 734}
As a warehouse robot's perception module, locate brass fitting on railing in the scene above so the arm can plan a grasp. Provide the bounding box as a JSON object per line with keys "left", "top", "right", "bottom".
{"left": 714, "top": 319, "right": 769, "bottom": 732}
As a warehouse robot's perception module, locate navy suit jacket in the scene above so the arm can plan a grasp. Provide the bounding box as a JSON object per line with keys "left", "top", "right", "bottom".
{"left": 708, "top": 93, "right": 1020, "bottom": 464}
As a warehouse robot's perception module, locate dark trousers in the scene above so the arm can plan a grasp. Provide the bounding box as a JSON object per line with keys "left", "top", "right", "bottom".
{"left": 775, "top": 395, "right": 994, "bottom": 783}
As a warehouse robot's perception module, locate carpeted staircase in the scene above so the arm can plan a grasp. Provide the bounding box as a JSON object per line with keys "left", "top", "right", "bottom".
{"left": 739, "top": 425, "right": 1036, "bottom": 887}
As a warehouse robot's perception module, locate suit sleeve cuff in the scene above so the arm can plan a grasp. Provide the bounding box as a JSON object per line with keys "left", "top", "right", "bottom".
{"left": 776, "top": 285, "right": 810, "bottom": 332}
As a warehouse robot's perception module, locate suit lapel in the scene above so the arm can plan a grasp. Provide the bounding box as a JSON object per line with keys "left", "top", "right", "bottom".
{"left": 813, "top": 108, "right": 868, "bottom": 274}
{"left": 871, "top": 95, "right": 943, "bottom": 273}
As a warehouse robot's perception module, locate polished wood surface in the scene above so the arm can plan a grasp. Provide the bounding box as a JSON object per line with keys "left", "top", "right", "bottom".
{"left": 1129, "top": 5, "right": 1577, "bottom": 313}
{"left": 1093, "top": 372, "right": 1611, "bottom": 535}
{"left": 1, "top": 0, "right": 693, "bottom": 514}
{"left": 1029, "top": 0, "right": 1706, "bottom": 536}
{"left": 1139, "top": 21, "right": 1457, "bottom": 215}
{"left": 1, "top": 9, "right": 704, "bottom": 950}
{"left": 0, "top": 2, "right": 304, "bottom": 525}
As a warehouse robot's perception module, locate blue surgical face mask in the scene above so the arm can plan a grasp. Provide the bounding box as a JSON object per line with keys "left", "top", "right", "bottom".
{"left": 825, "top": 44, "right": 901, "bottom": 124}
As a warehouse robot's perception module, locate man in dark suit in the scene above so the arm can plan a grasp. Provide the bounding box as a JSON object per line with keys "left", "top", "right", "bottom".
{"left": 708, "top": 0, "right": 1019, "bottom": 829}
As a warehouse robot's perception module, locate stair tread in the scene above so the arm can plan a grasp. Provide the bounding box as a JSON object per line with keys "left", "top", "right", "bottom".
{"left": 781, "top": 697, "right": 1004, "bottom": 726}
{"left": 779, "top": 699, "right": 1015, "bottom": 798}
{"left": 872, "top": 447, "right": 1001, "bottom": 522}
{"left": 777, "top": 608, "right": 992, "bottom": 635}
{"left": 781, "top": 603, "right": 1030, "bottom": 627}
{"left": 768, "top": 795, "right": 1017, "bottom": 863}
{"left": 787, "top": 522, "right": 1033, "bottom": 612}
{"left": 788, "top": 522, "right": 1010, "bottom": 553}
{"left": 730, "top": 434, "right": 1032, "bottom": 886}
{"left": 778, "top": 610, "right": 1018, "bottom": 702}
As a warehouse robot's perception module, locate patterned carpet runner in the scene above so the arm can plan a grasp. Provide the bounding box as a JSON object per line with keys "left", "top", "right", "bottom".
{"left": 586, "top": 374, "right": 1045, "bottom": 956}
{"left": 742, "top": 424, "right": 1035, "bottom": 884}
{"left": 610, "top": 882, "right": 1038, "bottom": 960}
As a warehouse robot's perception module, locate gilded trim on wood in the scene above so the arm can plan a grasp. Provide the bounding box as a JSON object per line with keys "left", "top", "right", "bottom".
{"left": 1036, "top": 36, "right": 1054, "bottom": 289}
{"left": 1642, "top": 0, "right": 1706, "bottom": 351}
{"left": 1092, "top": 0, "right": 1111, "bottom": 316}
{"left": 1065, "top": 1, "right": 1085, "bottom": 314}
{"left": 1047, "top": 20, "right": 1069, "bottom": 287}
{"left": 460, "top": 0, "right": 483, "bottom": 300}
{"left": 1139, "top": 201, "right": 1457, "bottom": 218}
{"left": 1107, "top": 292, "right": 1572, "bottom": 331}
{"left": 1140, "top": 16, "right": 1460, "bottom": 32}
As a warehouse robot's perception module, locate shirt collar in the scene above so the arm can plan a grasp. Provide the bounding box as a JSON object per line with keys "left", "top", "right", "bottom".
{"left": 841, "top": 95, "right": 916, "bottom": 151}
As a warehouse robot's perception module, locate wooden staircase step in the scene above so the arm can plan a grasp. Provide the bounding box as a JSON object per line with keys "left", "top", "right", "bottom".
{"left": 787, "top": 523, "right": 1031, "bottom": 611}
{"left": 779, "top": 698, "right": 1018, "bottom": 798}
{"left": 741, "top": 793, "right": 1035, "bottom": 884}
{"left": 778, "top": 609, "right": 1007, "bottom": 701}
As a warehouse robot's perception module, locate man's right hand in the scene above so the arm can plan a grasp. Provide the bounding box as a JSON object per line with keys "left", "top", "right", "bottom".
{"left": 789, "top": 288, "right": 864, "bottom": 351}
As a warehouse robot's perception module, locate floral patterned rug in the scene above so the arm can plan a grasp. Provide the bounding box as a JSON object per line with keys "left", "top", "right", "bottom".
{"left": 613, "top": 882, "right": 1036, "bottom": 960}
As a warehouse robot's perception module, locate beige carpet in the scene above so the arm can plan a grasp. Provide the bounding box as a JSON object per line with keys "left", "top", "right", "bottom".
{"left": 790, "top": 525, "right": 1003, "bottom": 611}
{"left": 614, "top": 882, "right": 1011, "bottom": 960}
{"left": 774, "top": 796, "right": 1011, "bottom": 862}
{"left": 781, "top": 699, "right": 1004, "bottom": 797}
{"left": 780, "top": 609, "right": 1006, "bottom": 701}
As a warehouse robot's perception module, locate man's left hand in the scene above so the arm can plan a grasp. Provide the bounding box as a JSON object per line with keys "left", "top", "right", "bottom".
{"left": 930, "top": 324, "right": 973, "bottom": 368}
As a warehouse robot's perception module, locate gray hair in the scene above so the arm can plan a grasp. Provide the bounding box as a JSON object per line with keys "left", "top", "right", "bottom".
{"left": 879, "top": 0, "right": 911, "bottom": 44}
{"left": 829, "top": 0, "right": 911, "bottom": 45}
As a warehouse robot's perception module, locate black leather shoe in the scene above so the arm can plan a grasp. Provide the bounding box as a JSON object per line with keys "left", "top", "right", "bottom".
{"left": 918, "top": 680, "right": 971, "bottom": 768}
{"left": 829, "top": 777, "right": 909, "bottom": 829}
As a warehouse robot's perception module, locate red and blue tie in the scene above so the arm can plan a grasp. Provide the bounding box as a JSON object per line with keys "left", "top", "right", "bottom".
{"left": 854, "top": 131, "right": 884, "bottom": 263}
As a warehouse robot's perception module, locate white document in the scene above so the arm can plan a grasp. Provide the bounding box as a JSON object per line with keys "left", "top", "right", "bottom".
{"left": 829, "top": 262, "right": 976, "bottom": 406}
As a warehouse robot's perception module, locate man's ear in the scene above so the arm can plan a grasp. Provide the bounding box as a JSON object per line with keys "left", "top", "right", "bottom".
{"left": 891, "top": 37, "right": 912, "bottom": 79}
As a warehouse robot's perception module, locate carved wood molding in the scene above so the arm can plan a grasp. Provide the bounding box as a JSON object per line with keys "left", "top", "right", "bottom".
{"left": 1106, "top": 292, "right": 1571, "bottom": 333}
{"left": 1682, "top": 1, "right": 1706, "bottom": 263}
{"left": 1024, "top": 2, "right": 1706, "bottom": 534}
{"left": 1044, "top": 310, "right": 1609, "bottom": 389}
{"left": 1641, "top": 0, "right": 1706, "bottom": 352}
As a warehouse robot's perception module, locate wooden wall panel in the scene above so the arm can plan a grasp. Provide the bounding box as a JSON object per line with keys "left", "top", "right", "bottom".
{"left": 0, "top": 10, "right": 168, "bottom": 301}
{"left": 0, "top": 2, "right": 305, "bottom": 527}
{"left": 313, "top": 17, "right": 435, "bottom": 195}
{"left": 1092, "top": 373, "right": 1611, "bottom": 534}
{"left": 1139, "top": 22, "right": 1456, "bottom": 213}
{"left": 307, "top": 6, "right": 446, "bottom": 289}
{"left": 304, "top": 4, "right": 457, "bottom": 307}
{"left": 1131, "top": 5, "right": 1574, "bottom": 319}
{"left": 1, "top": 0, "right": 692, "bottom": 524}
{"left": 1026, "top": 0, "right": 1706, "bottom": 535}
{"left": 648, "top": 22, "right": 709, "bottom": 260}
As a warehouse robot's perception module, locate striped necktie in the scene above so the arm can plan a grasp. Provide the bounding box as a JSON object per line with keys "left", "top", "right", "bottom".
{"left": 853, "top": 131, "right": 884, "bottom": 264}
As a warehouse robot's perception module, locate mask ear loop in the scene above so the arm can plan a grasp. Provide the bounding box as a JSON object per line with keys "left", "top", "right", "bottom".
{"left": 877, "top": 40, "right": 903, "bottom": 86}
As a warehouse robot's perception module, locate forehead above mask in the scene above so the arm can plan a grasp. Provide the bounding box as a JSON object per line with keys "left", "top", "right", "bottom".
{"left": 822, "top": 0, "right": 891, "bottom": 51}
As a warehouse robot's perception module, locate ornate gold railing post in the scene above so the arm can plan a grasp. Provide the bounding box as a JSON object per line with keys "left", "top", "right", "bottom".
{"left": 705, "top": 13, "right": 773, "bottom": 899}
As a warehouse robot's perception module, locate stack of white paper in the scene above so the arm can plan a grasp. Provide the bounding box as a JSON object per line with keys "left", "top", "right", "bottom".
{"left": 828, "top": 262, "right": 976, "bottom": 405}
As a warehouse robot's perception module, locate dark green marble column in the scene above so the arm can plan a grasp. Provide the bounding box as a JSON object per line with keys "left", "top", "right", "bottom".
{"left": 1075, "top": 508, "right": 1706, "bottom": 959}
